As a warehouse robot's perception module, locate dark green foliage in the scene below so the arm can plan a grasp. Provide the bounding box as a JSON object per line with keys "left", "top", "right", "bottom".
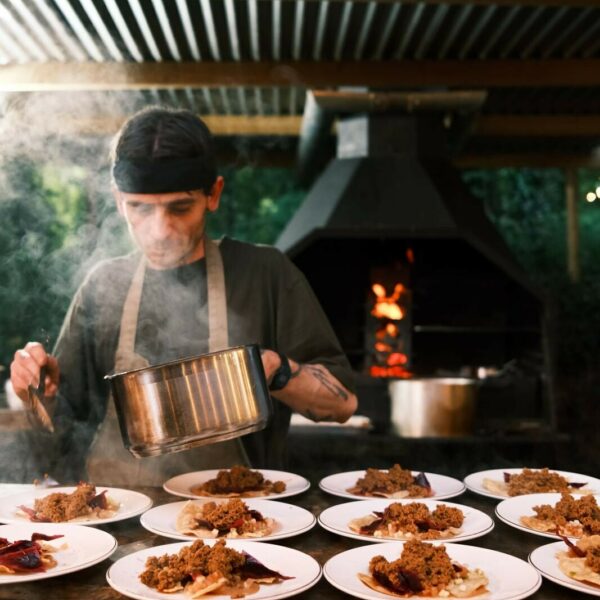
{"left": 207, "top": 166, "right": 305, "bottom": 244}
{"left": 463, "top": 167, "right": 600, "bottom": 370}
{"left": 0, "top": 158, "right": 130, "bottom": 378}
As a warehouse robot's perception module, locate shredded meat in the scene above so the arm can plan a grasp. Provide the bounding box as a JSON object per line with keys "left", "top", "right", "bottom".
{"left": 140, "top": 539, "right": 245, "bottom": 592}
{"left": 533, "top": 493, "right": 600, "bottom": 535}
{"left": 353, "top": 465, "right": 430, "bottom": 497}
{"left": 375, "top": 503, "right": 463, "bottom": 537}
{"left": 507, "top": 468, "right": 572, "bottom": 496}
{"left": 32, "top": 483, "right": 97, "bottom": 522}
{"left": 195, "top": 466, "right": 286, "bottom": 495}
{"left": 199, "top": 499, "right": 264, "bottom": 534}
{"left": 369, "top": 540, "right": 466, "bottom": 594}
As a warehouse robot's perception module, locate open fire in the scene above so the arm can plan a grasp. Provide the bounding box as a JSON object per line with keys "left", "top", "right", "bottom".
{"left": 368, "top": 275, "right": 412, "bottom": 379}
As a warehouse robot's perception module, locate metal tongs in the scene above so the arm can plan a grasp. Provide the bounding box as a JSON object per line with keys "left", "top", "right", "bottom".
{"left": 27, "top": 365, "right": 54, "bottom": 433}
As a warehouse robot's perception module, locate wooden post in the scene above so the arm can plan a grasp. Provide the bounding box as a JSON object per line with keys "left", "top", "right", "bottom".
{"left": 565, "top": 168, "right": 580, "bottom": 282}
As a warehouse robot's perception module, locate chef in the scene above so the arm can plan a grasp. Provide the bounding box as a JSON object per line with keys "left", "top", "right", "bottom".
{"left": 10, "top": 106, "right": 357, "bottom": 486}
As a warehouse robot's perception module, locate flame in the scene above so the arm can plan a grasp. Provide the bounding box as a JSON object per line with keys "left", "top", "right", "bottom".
{"left": 369, "top": 280, "right": 411, "bottom": 379}
{"left": 371, "top": 283, "right": 405, "bottom": 320}
{"left": 369, "top": 365, "right": 412, "bottom": 378}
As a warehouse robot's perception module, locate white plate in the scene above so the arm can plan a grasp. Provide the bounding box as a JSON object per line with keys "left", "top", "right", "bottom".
{"left": 0, "top": 486, "right": 153, "bottom": 525}
{"left": 496, "top": 492, "right": 600, "bottom": 540}
{"left": 0, "top": 484, "right": 35, "bottom": 499}
{"left": 107, "top": 538, "right": 322, "bottom": 600}
{"left": 324, "top": 541, "right": 541, "bottom": 600}
{"left": 319, "top": 470, "right": 466, "bottom": 501}
{"left": 163, "top": 469, "right": 310, "bottom": 500}
{"left": 529, "top": 540, "right": 600, "bottom": 597}
{"left": 318, "top": 498, "right": 494, "bottom": 543}
{"left": 464, "top": 468, "right": 600, "bottom": 501}
{"left": 140, "top": 498, "right": 316, "bottom": 541}
{"left": 0, "top": 522, "right": 117, "bottom": 584}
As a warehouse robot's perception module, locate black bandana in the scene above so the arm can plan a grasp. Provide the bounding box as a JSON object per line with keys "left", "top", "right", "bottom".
{"left": 112, "top": 157, "right": 216, "bottom": 194}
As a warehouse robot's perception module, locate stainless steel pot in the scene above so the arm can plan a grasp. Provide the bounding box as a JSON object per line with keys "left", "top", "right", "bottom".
{"left": 105, "top": 344, "right": 272, "bottom": 458}
{"left": 389, "top": 377, "right": 478, "bottom": 437}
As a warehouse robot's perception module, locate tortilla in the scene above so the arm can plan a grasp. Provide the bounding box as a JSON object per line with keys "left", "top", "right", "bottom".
{"left": 520, "top": 515, "right": 583, "bottom": 537}
{"left": 190, "top": 487, "right": 271, "bottom": 499}
{"left": 482, "top": 472, "right": 591, "bottom": 497}
{"left": 482, "top": 478, "right": 509, "bottom": 496}
{"left": 358, "top": 569, "right": 489, "bottom": 598}
{"left": 348, "top": 515, "right": 461, "bottom": 541}
{"left": 348, "top": 488, "right": 412, "bottom": 499}
{"left": 557, "top": 535, "right": 600, "bottom": 588}
{"left": 557, "top": 552, "right": 600, "bottom": 587}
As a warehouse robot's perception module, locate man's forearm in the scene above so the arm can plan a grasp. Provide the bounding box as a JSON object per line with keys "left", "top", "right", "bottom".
{"left": 265, "top": 353, "right": 357, "bottom": 423}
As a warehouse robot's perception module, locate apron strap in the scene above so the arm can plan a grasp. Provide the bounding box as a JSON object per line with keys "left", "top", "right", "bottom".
{"left": 205, "top": 237, "right": 228, "bottom": 353}
{"left": 115, "top": 256, "right": 146, "bottom": 359}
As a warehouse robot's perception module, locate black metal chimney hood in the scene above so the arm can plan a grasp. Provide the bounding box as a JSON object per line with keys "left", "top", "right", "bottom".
{"left": 277, "top": 114, "right": 539, "bottom": 297}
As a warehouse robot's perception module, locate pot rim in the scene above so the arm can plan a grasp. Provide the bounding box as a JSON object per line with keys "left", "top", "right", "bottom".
{"left": 104, "top": 343, "right": 260, "bottom": 380}
{"left": 388, "top": 377, "right": 478, "bottom": 386}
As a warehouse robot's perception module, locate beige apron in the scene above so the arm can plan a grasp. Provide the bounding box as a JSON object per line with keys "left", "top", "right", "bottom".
{"left": 87, "top": 238, "right": 248, "bottom": 486}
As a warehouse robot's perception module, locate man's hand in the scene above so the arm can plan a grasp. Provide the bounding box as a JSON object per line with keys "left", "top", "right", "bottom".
{"left": 260, "top": 349, "right": 284, "bottom": 384}
{"left": 10, "top": 341, "right": 60, "bottom": 404}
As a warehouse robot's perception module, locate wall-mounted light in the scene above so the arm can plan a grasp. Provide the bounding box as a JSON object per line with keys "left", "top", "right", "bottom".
{"left": 586, "top": 192, "right": 596, "bottom": 203}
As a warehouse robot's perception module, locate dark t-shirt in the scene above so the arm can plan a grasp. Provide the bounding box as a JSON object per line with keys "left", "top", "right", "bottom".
{"left": 50, "top": 238, "right": 354, "bottom": 480}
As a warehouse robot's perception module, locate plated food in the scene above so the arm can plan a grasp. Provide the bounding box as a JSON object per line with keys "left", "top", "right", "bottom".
{"left": 360, "top": 540, "right": 489, "bottom": 597}
{"left": 497, "top": 492, "right": 600, "bottom": 541}
{"left": 175, "top": 498, "right": 274, "bottom": 538}
{"left": 163, "top": 468, "right": 310, "bottom": 501}
{"left": 324, "top": 540, "right": 542, "bottom": 600}
{"left": 107, "top": 539, "right": 322, "bottom": 600}
{"left": 139, "top": 538, "right": 291, "bottom": 597}
{"left": 464, "top": 468, "right": 600, "bottom": 501}
{"left": 0, "top": 485, "right": 153, "bottom": 526}
{"left": 0, "top": 522, "right": 117, "bottom": 584}
{"left": 529, "top": 537, "right": 600, "bottom": 597}
{"left": 521, "top": 493, "right": 600, "bottom": 538}
{"left": 319, "top": 498, "right": 494, "bottom": 544}
{"left": 349, "top": 501, "right": 463, "bottom": 540}
{"left": 17, "top": 482, "right": 118, "bottom": 523}
{"left": 347, "top": 464, "right": 433, "bottom": 498}
{"left": 141, "top": 498, "right": 316, "bottom": 542}
{"left": 319, "top": 469, "right": 466, "bottom": 501}
{"left": 190, "top": 466, "right": 286, "bottom": 498}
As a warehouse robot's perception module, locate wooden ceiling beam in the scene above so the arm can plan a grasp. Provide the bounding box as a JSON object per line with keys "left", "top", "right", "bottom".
{"left": 1, "top": 60, "right": 600, "bottom": 90}
{"left": 59, "top": 115, "right": 303, "bottom": 136}
{"left": 19, "top": 113, "right": 600, "bottom": 139}
{"left": 474, "top": 115, "right": 600, "bottom": 137}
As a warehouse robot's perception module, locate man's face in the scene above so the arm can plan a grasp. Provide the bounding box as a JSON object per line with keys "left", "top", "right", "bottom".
{"left": 115, "top": 180, "right": 222, "bottom": 269}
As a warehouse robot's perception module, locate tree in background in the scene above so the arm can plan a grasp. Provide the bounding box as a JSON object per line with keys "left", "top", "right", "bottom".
{"left": 463, "top": 167, "right": 600, "bottom": 469}
{"left": 463, "top": 167, "right": 600, "bottom": 371}
{"left": 207, "top": 165, "right": 305, "bottom": 244}
{"left": 0, "top": 158, "right": 130, "bottom": 381}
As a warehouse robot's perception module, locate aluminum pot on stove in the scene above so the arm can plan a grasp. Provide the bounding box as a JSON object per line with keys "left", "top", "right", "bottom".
{"left": 105, "top": 344, "right": 272, "bottom": 458}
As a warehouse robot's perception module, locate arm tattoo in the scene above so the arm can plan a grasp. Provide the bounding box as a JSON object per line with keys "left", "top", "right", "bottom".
{"left": 304, "top": 365, "right": 349, "bottom": 401}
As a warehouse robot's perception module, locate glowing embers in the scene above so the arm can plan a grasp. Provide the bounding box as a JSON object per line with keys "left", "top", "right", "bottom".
{"left": 367, "top": 257, "right": 412, "bottom": 379}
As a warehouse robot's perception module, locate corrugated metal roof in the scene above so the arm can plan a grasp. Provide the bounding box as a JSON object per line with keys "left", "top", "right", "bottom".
{"left": 0, "top": 0, "right": 599, "bottom": 166}
{"left": 2, "top": 1, "right": 598, "bottom": 63}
